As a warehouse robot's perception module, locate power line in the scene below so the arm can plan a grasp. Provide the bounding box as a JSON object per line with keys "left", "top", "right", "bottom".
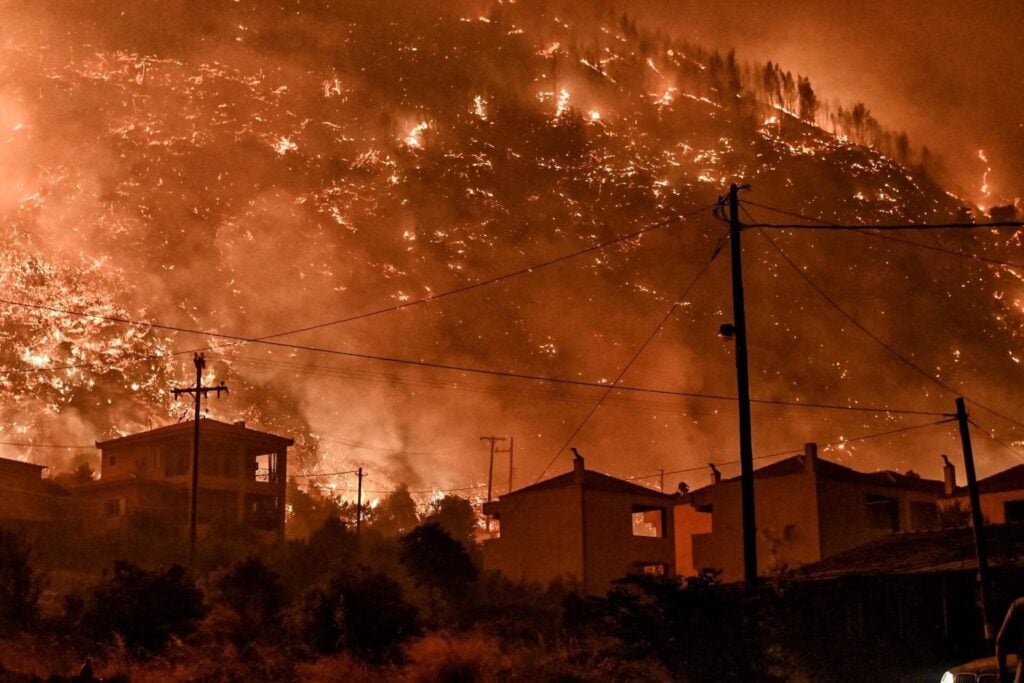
{"left": 751, "top": 217, "right": 1024, "bottom": 434}
{"left": 630, "top": 417, "right": 956, "bottom": 483}
{"left": 530, "top": 230, "right": 726, "bottom": 485}
{"left": 0, "top": 440, "right": 95, "bottom": 450}
{"left": 744, "top": 199, "right": 1024, "bottom": 270}
{"left": 0, "top": 298, "right": 945, "bottom": 417}
{"left": 0, "top": 204, "right": 716, "bottom": 377}
{"left": 965, "top": 418, "right": 1024, "bottom": 463}
{"left": 749, "top": 220, "right": 1024, "bottom": 232}
{"left": 255, "top": 202, "right": 719, "bottom": 342}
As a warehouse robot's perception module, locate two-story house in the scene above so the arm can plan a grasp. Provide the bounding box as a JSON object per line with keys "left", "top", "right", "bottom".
{"left": 72, "top": 419, "right": 293, "bottom": 539}
{"left": 481, "top": 452, "right": 677, "bottom": 595}
{"left": 677, "top": 443, "right": 945, "bottom": 582}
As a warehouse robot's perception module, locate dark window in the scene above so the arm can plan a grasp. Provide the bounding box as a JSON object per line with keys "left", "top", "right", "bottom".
{"left": 107, "top": 454, "right": 116, "bottom": 467}
{"left": 632, "top": 506, "right": 666, "bottom": 538}
{"left": 244, "top": 494, "right": 280, "bottom": 531}
{"left": 1005, "top": 500, "right": 1024, "bottom": 523}
{"left": 104, "top": 498, "right": 122, "bottom": 518}
{"left": 866, "top": 495, "right": 900, "bottom": 531}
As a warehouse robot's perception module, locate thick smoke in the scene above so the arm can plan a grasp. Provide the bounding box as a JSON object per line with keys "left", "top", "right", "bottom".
{"left": 0, "top": 0, "right": 1019, "bottom": 499}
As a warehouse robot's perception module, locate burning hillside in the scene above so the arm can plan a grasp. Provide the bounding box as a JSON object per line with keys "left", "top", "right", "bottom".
{"left": 0, "top": 1, "right": 1019, "bottom": 496}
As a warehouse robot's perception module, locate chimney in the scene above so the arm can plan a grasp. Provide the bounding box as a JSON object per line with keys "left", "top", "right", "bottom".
{"left": 941, "top": 454, "right": 956, "bottom": 495}
{"left": 804, "top": 443, "right": 818, "bottom": 474}
{"left": 708, "top": 462, "right": 721, "bottom": 485}
{"left": 571, "top": 447, "right": 585, "bottom": 484}
{"left": 233, "top": 420, "right": 246, "bottom": 428}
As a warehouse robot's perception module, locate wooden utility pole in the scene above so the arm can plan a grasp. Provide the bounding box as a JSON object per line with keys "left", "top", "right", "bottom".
{"left": 499, "top": 436, "right": 515, "bottom": 493}
{"left": 172, "top": 353, "right": 228, "bottom": 564}
{"left": 727, "top": 182, "right": 758, "bottom": 587}
{"left": 355, "top": 466, "right": 365, "bottom": 536}
{"left": 481, "top": 435, "right": 506, "bottom": 531}
{"left": 955, "top": 397, "right": 995, "bottom": 642}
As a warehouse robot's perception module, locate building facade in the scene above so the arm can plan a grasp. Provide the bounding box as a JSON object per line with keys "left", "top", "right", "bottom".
{"left": 481, "top": 453, "right": 676, "bottom": 595}
{"left": 939, "top": 462, "right": 1024, "bottom": 526}
{"left": 678, "top": 443, "right": 945, "bottom": 582}
{"left": 72, "top": 419, "right": 292, "bottom": 539}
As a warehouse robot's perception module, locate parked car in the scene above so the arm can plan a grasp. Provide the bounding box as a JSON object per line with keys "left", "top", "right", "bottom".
{"left": 940, "top": 654, "right": 1017, "bottom": 682}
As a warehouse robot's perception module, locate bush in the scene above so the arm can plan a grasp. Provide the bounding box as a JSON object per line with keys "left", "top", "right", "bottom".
{"left": 82, "top": 561, "right": 205, "bottom": 656}
{"left": 216, "top": 556, "right": 286, "bottom": 649}
{"left": 304, "top": 567, "right": 420, "bottom": 663}
{"left": 0, "top": 530, "right": 42, "bottom": 632}
{"left": 399, "top": 523, "right": 477, "bottom": 597}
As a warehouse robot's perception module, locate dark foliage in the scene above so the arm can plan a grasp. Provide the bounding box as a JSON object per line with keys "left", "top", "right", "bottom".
{"left": 303, "top": 566, "right": 420, "bottom": 663}
{"left": 81, "top": 561, "right": 205, "bottom": 655}
{"left": 0, "top": 530, "right": 42, "bottom": 632}
{"left": 216, "top": 556, "right": 286, "bottom": 649}
{"left": 399, "top": 523, "right": 478, "bottom": 597}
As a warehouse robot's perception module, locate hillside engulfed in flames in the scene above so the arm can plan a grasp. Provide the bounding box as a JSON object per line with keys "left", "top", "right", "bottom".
{"left": 0, "top": 1, "right": 1019, "bottom": 495}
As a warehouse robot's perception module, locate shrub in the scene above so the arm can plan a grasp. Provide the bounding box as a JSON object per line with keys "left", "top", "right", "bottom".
{"left": 0, "top": 530, "right": 42, "bottom": 632}
{"left": 216, "top": 556, "right": 286, "bottom": 649}
{"left": 399, "top": 523, "right": 477, "bottom": 597}
{"left": 304, "top": 567, "right": 420, "bottom": 663}
{"left": 82, "top": 561, "right": 205, "bottom": 656}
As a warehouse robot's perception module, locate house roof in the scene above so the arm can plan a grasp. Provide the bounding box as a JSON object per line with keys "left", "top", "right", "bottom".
{"left": 502, "top": 467, "right": 674, "bottom": 500}
{"left": 96, "top": 419, "right": 294, "bottom": 449}
{"left": 947, "top": 464, "right": 1024, "bottom": 497}
{"left": 799, "top": 523, "right": 1024, "bottom": 579}
{"left": 0, "top": 456, "right": 46, "bottom": 472}
{"left": 692, "top": 454, "right": 943, "bottom": 496}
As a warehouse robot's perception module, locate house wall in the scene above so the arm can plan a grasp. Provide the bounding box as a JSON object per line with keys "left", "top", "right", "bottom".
{"left": 940, "top": 491, "right": 1024, "bottom": 525}
{"left": 482, "top": 486, "right": 584, "bottom": 586}
{"left": 582, "top": 490, "right": 675, "bottom": 594}
{"left": 95, "top": 433, "right": 288, "bottom": 538}
{"left": 674, "top": 503, "right": 712, "bottom": 576}
{"left": 817, "top": 480, "right": 940, "bottom": 559}
{"left": 689, "top": 467, "right": 822, "bottom": 583}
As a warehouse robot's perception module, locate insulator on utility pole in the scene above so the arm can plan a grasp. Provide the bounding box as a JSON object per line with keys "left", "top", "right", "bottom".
{"left": 171, "top": 353, "right": 228, "bottom": 565}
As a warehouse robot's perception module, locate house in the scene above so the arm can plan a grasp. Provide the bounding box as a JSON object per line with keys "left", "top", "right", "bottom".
{"left": 0, "top": 456, "right": 76, "bottom": 531}
{"left": 791, "top": 524, "right": 1024, "bottom": 659}
{"left": 677, "top": 443, "right": 945, "bottom": 582}
{"left": 481, "top": 452, "right": 677, "bottom": 595}
{"left": 71, "top": 419, "right": 293, "bottom": 539}
{"left": 939, "top": 460, "right": 1024, "bottom": 525}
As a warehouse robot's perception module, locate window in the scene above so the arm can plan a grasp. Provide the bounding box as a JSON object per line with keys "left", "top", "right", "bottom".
{"left": 104, "top": 498, "right": 123, "bottom": 518}
{"left": 638, "top": 563, "right": 667, "bottom": 576}
{"left": 253, "top": 452, "right": 279, "bottom": 483}
{"left": 107, "top": 454, "right": 117, "bottom": 467}
{"left": 866, "top": 495, "right": 900, "bottom": 531}
{"left": 632, "top": 506, "right": 666, "bottom": 538}
{"left": 1005, "top": 500, "right": 1024, "bottom": 523}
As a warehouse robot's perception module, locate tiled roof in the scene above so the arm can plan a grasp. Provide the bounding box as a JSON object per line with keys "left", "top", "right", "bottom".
{"left": 948, "top": 464, "right": 1024, "bottom": 497}
{"left": 96, "top": 418, "right": 293, "bottom": 448}
{"left": 800, "top": 523, "right": 1024, "bottom": 578}
{"left": 693, "top": 454, "right": 943, "bottom": 495}
{"left": 504, "top": 468, "right": 674, "bottom": 500}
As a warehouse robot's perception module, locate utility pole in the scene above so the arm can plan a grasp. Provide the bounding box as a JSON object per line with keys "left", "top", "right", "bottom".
{"left": 481, "top": 435, "right": 506, "bottom": 531}
{"left": 355, "top": 466, "right": 365, "bottom": 536}
{"left": 172, "top": 353, "right": 228, "bottom": 565}
{"left": 955, "top": 397, "right": 995, "bottom": 642}
{"left": 498, "top": 436, "right": 515, "bottom": 493}
{"left": 660, "top": 468, "right": 665, "bottom": 493}
{"left": 727, "top": 182, "right": 758, "bottom": 587}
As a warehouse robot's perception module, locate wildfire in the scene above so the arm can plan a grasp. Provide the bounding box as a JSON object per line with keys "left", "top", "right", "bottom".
{"left": 403, "top": 122, "right": 429, "bottom": 149}
{"left": 978, "top": 148, "right": 991, "bottom": 207}
{"left": 554, "top": 88, "right": 571, "bottom": 118}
